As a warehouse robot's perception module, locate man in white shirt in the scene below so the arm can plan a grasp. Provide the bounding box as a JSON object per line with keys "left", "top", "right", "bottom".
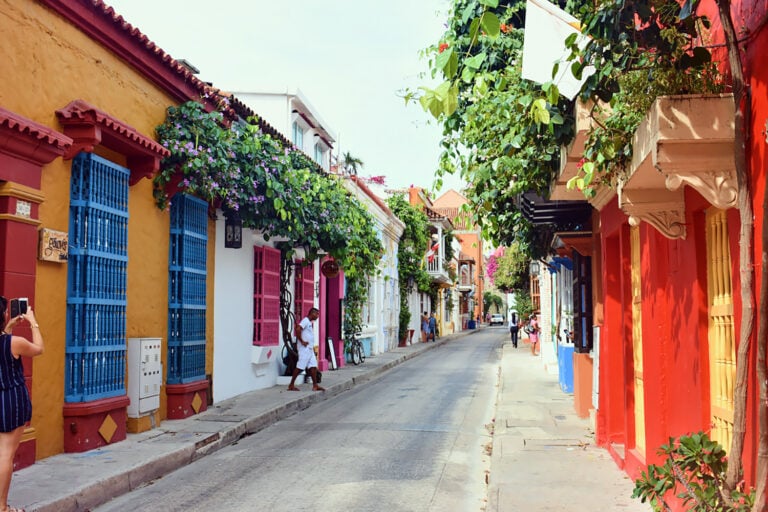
{"left": 287, "top": 307, "right": 325, "bottom": 392}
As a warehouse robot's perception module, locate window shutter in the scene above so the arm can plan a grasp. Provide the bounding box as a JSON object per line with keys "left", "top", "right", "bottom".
{"left": 572, "top": 252, "right": 593, "bottom": 353}
{"left": 253, "top": 246, "right": 281, "bottom": 346}
{"left": 167, "top": 193, "right": 207, "bottom": 384}
{"left": 65, "top": 153, "right": 128, "bottom": 402}
{"left": 294, "top": 260, "right": 314, "bottom": 320}
{"left": 253, "top": 246, "right": 264, "bottom": 344}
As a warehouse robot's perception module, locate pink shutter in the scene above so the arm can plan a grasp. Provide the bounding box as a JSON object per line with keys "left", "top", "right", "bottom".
{"left": 294, "top": 260, "right": 315, "bottom": 320}
{"left": 260, "top": 246, "right": 282, "bottom": 346}
{"left": 301, "top": 264, "right": 314, "bottom": 315}
{"left": 253, "top": 246, "right": 264, "bottom": 345}
{"left": 294, "top": 259, "right": 304, "bottom": 315}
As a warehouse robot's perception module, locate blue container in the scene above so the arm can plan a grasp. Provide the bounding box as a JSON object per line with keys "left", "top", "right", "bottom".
{"left": 467, "top": 320, "right": 476, "bottom": 329}
{"left": 558, "top": 344, "right": 575, "bottom": 393}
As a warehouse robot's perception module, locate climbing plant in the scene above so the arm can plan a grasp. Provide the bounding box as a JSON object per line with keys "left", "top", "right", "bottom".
{"left": 563, "top": 0, "right": 723, "bottom": 192}
{"left": 407, "top": 0, "right": 575, "bottom": 257}
{"left": 155, "top": 100, "right": 383, "bottom": 352}
{"left": 386, "top": 194, "right": 432, "bottom": 341}
{"left": 488, "top": 243, "right": 529, "bottom": 293}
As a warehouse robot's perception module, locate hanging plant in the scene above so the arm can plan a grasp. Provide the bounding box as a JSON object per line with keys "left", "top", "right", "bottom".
{"left": 154, "top": 100, "right": 382, "bottom": 275}
{"left": 155, "top": 101, "right": 384, "bottom": 346}
{"left": 386, "top": 194, "right": 432, "bottom": 341}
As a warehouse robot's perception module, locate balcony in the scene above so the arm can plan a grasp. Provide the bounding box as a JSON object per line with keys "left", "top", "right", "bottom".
{"left": 426, "top": 256, "right": 451, "bottom": 285}
{"left": 551, "top": 100, "right": 616, "bottom": 210}
{"left": 619, "top": 94, "right": 735, "bottom": 239}
{"left": 457, "top": 273, "right": 474, "bottom": 292}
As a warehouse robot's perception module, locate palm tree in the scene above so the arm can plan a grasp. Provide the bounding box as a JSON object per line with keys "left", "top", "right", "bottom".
{"left": 341, "top": 151, "right": 364, "bottom": 175}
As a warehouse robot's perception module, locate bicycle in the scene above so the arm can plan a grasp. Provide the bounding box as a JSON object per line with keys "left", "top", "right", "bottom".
{"left": 349, "top": 337, "right": 365, "bottom": 365}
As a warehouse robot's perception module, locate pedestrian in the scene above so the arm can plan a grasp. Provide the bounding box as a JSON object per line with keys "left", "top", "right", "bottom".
{"left": 421, "top": 312, "right": 429, "bottom": 343}
{"left": 528, "top": 313, "right": 541, "bottom": 356}
{"left": 428, "top": 312, "right": 437, "bottom": 342}
{"left": 508, "top": 310, "right": 519, "bottom": 348}
{"left": 287, "top": 307, "right": 325, "bottom": 392}
{"left": 0, "top": 296, "right": 44, "bottom": 512}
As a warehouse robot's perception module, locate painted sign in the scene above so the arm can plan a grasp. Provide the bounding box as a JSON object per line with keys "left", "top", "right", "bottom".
{"left": 39, "top": 228, "right": 68, "bottom": 262}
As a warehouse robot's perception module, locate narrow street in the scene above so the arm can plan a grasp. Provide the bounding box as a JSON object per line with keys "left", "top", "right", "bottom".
{"left": 94, "top": 333, "right": 501, "bottom": 512}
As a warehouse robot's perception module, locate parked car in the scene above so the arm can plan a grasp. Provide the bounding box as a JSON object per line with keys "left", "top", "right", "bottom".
{"left": 490, "top": 314, "right": 504, "bottom": 326}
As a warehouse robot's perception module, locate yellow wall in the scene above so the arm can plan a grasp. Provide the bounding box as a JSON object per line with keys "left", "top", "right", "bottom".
{"left": 1, "top": 0, "right": 189, "bottom": 459}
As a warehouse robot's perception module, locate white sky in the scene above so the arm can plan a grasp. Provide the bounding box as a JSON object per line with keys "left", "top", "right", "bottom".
{"left": 105, "top": 0, "right": 465, "bottom": 193}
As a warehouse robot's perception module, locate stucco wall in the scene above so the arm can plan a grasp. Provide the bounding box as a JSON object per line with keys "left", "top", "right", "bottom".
{"left": 1, "top": 0, "right": 182, "bottom": 459}
{"left": 212, "top": 226, "right": 282, "bottom": 402}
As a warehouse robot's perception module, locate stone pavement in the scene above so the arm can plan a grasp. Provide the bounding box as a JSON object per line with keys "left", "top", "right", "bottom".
{"left": 10, "top": 328, "right": 648, "bottom": 512}
{"left": 10, "top": 331, "right": 468, "bottom": 512}
{"left": 488, "top": 340, "right": 648, "bottom": 511}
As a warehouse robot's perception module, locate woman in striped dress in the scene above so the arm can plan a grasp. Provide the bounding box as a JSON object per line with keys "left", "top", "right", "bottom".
{"left": 0, "top": 297, "right": 44, "bottom": 512}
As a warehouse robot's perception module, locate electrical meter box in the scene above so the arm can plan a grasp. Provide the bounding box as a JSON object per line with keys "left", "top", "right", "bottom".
{"left": 127, "top": 338, "right": 162, "bottom": 418}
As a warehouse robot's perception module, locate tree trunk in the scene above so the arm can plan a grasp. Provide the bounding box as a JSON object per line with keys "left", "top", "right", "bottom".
{"left": 715, "top": 0, "right": 757, "bottom": 496}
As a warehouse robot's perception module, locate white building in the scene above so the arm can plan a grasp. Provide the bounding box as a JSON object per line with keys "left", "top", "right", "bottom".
{"left": 343, "top": 177, "right": 405, "bottom": 354}
{"left": 231, "top": 88, "right": 336, "bottom": 171}
{"left": 211, "top": 89, "right": 337, "bottom": 402}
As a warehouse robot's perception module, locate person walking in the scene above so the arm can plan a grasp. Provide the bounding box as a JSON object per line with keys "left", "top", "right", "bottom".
{"left": 0, "top": 297, "right": 44, "bottom": 512}
{"left": 287, "top": 307, "right": 324, "bottom": 392}
{"left": 508, "top": 311, "right": 519, "bottom": 348}
{"left": 528, "top": 314, "right": 541, "bottom": 356}
{"left": 420, "top": 312, "right": 429, "bottom": 343}
{"left": 428, "top": 312, "right": 437, "bottom": 342}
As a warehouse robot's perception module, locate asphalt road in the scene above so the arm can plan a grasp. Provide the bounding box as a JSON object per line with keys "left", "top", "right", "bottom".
{"left": 94, "top": 330, "right": 502, "bottom": 512}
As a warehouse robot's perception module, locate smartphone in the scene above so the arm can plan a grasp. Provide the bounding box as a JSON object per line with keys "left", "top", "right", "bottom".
{"left": 9, "top": 298, "right": 28, "bottom": 318}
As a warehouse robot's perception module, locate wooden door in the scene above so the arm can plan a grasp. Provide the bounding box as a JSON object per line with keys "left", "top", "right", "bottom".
{"left": 706, "top": 209, "right": 735, "bottom": 450}
{"left": 631, "top": 226, "right": 646, "bottom": 456}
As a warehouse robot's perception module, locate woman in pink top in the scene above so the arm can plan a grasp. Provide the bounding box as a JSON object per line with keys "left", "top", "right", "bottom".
{"left": 528, "top": 314, "right": 540, "bottom": 356}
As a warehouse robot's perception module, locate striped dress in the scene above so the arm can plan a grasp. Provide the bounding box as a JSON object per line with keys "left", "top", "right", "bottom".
{"left": 0, "top": 333, "right": 31, "bottom": 432}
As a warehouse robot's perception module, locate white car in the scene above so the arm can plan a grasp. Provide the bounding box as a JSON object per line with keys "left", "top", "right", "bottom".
{"left": 490, "top": 314, "right": 505, "bottom": 326}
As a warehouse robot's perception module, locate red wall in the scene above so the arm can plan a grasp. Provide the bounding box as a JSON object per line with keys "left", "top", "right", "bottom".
{"left": 598, "top": 190, "right": 724, "bottom": 476}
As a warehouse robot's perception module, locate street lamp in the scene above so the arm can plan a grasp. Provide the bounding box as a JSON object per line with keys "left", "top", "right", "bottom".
{"left": 224, "top": 212, "right": 242, "bottom": 249}
{"left": 530, "top": 260, "right": 540, "bottom": 275}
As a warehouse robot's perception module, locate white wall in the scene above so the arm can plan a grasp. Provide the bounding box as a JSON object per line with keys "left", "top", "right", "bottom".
{"left": 213, "top": 218, "right": 284, "bottom": 402}
{"left": 235, "top": 92, "right": 290, "bottom": 134}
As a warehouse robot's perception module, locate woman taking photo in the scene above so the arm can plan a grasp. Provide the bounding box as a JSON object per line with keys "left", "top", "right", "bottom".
{"left": 0, "top": 297, "right": 44, "bottom": 512}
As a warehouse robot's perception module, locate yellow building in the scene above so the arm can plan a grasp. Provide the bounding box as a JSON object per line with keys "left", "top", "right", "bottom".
{"left": 0, "top": 0, "right": 219, "bottom": 465}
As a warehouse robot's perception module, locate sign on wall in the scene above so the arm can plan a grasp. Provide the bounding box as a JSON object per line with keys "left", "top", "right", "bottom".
{"left": 39, "top": 228, "right": 68, "bottom": 262}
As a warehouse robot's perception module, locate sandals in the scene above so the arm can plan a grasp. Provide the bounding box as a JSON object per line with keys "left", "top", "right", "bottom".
{"left": 313, "top": 386, "right": 325, "bottom": 392}
{"left": 286, "top": 386, "right": 300, "bottom": 391}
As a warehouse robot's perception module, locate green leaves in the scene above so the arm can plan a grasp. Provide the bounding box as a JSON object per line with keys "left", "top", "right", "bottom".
{"left": 436, "top": 47, "right": 459, "bottom": 78}
{"left": 530, "top": 98, "right": 550, "bottom": 124}
{"left": 419, "top": 81, "right": 459, "bottom": 118}
{"left": 632, "top": 432, "right": 754, "bottom": 511}
{"left": 479, "top": 11, "right": 501, "bottom": 39}
{"left": 155, "top": 100, "right": 382, "bottom": 282}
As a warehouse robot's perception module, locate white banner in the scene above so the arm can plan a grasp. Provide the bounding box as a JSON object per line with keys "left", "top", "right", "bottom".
{"left": 521, "top": 0, "right": 594, "bottom": 100}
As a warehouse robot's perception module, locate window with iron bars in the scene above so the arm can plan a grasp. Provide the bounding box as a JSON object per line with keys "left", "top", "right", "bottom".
{"left": 167, "top": 193, "right": 207, "bottom": 384}
{"left": 65, "top": 153, "right": 128, "bottom": 402}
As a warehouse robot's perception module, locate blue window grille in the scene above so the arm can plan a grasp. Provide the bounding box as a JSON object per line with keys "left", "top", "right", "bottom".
{"left": 65, "top": 153, "right": 129, "bottom": 402}
{"left": 167, "top": 193, "right": 207, "bottom": 384}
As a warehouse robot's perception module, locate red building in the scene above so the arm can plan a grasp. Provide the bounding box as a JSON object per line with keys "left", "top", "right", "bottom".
{"left": 546, "top": 0, "right": 768, "bottom": 504}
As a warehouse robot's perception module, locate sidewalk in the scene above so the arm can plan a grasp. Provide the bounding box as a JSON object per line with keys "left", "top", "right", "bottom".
{"left": 10, "top": 331, "right": 470, "bottom": 512}
{"left": 489, "top": 341, "right": 648, "bottom": 511}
